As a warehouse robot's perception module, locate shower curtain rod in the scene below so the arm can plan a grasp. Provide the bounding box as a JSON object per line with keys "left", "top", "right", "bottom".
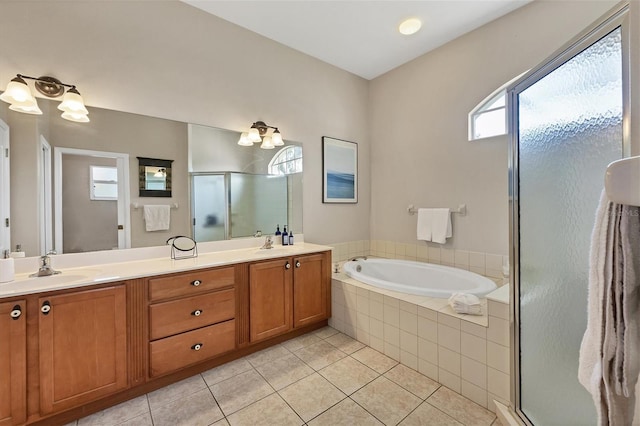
{"left": 605, "top": 156, "right": 640, "bottom": 206}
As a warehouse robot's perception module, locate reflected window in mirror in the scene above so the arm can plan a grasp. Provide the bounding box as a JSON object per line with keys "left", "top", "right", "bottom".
{"left": 268, "top": 145, "right": 303, "bottom": 175}
{"left": 90, "top": 165, "right": 118, "bottom": 200}
{"left": 138, "top": 157, "right": 173, "bottom": 197}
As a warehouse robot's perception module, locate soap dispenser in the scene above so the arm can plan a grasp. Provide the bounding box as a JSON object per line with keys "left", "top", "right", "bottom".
{"left": 282, "top": 225, "right": 289, "bottom": 245}
{"left": 288, "top": 230, "right": 294, "bottom": 245}
{"left": 275, "top": 225, "right": 282, "bottom": 238}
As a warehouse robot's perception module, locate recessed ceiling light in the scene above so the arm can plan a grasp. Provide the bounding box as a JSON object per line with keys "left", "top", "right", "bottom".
{"left": 399, "top": 18, "right": 422, "bottom": 36}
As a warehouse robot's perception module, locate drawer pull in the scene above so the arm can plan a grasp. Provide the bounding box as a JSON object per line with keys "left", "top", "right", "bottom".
{"left": 285, "top": 262, "right": 291, "bottom": 270}
{"left": 191, "top": 343, "right": 203, "bottom": 351}
{"left": 192, "top": 309, "right": 203, "bottom": 317}
{"left": 41, "top": 301, "right": 51, "bottom": 315}
{"left": 295, "top": 261, "right": 301, "bottom": 268}
{"left": 191, "top": 280, "right": 201, "bottom": 287}
{"left": 10, "top": 305, "right": 21, "bottom": 320}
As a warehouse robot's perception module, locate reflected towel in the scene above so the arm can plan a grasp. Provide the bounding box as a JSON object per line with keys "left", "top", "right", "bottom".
{"left": 143, "top": 205, "right": 170, "bottom": 232}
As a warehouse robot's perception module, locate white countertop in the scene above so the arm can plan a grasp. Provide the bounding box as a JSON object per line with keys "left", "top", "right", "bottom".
{"left": 0, "top": 242, "right": 331, "bottom": 298}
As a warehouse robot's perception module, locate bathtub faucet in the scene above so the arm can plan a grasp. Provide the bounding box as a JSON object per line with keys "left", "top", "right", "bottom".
{"left": 348, "top": 256, "right": 367, "bottom": 262}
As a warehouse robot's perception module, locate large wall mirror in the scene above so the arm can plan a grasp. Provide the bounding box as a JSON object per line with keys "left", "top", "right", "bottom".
{"left": 0, "top": 98, "right": 303, "bottom": 257}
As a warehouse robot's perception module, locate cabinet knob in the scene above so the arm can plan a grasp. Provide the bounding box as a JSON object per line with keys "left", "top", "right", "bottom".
{"left": 10, "top": 305, "right": 21, "bottom": 320}
{"left": 192, "top": 309, "right": 203, "bottom": 317}
{"left": 295, "top": 261, "right": 301, "bottom": 268}
{"left": 191, "top": 280, "right": 201, "bottom": 287}
{"left": 41, "top": 301, "right": 51, "bottom": 315}
{"left": 285, "top": 262, "right": 291, "bottom": 269}
{"left": 191, "top": 343, "right": 203, "bottom": 351}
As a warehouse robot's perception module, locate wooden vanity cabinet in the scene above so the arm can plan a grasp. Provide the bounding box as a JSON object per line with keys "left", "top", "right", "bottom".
{"left": 37, "top": 285, "right": 128, "bottom": 415}
{"left": 293, "top": 253, "right": 329, "bottom": 328}
{"left": 148, "top": 266, "right": 237, "bottom": 378}
{"left": 249, "top": 258, "right": 293, "bottom": 342}
{"left": 0, "top": 300, "right": 27, "bottom": 426}
{"left": 249, "top": 251, "right": 331, "bottom": 343}
{"left": 0, "top": 248, "right": 330, "bottom": 425}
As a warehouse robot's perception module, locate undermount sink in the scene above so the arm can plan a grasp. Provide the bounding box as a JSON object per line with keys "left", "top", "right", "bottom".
{"left": 20, "top": 269, "right": 102, "bottom": 285}
{"left": 29, "top": 274, "right": 92, "bottom": 285}
{"left": 253, "top": 247, "right": 290, "bottom": 255}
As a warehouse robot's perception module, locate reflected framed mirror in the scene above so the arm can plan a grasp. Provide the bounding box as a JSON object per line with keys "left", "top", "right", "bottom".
{"left": 138, "top": 157, "right": 173, "bottom": 197}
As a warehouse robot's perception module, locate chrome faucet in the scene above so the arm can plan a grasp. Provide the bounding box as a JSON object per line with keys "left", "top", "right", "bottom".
{"left": 348, "top": 256, "right": 368, "bottom": 262}
{"left": 30, "top": 250, "right": 61, "bottom": 277}
{"left": 260, "top": 235, "right": 274, "bottom": 250}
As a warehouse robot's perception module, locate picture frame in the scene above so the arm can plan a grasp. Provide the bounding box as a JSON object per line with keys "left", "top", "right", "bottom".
{"left": 137, "top": 157, "right": 173, "bottom": 197}
{"left": 322, "top": 136, "right": 358, "bottom": 203}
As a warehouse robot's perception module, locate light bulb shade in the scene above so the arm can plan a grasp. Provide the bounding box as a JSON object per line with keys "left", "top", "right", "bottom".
{"left": 238, "top": 132, "right": 253, "bottom": 146}
{"left": 58, "top": 87, "right": 89, "bottom": 115}
{"left": 9, "top": 98, "right": 42, "bottom": 115}
{"left": 1, "top": 76, "right": 34, "bottom": 104}
{"left": 260, "top": 136, "right": 274, "bottom": 149}
{"left": 61, "top": 111, "right": 90, "bottom": 123}
{"left": 248, "top": 128, "right": 261, "bottom": 143}
{"left": 272, "top": 129, "right": 284, "bottom": 146}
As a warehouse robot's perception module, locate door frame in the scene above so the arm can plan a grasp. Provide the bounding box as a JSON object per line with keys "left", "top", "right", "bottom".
{"left": 507, "top": 4, "right": 630, "bottom": 425}
{"left": 39, "top": 136, "right": 53, "bottom": 255}
{"left": 0, "top": 119, "right": 9, "bottom": 254}
{"left": 54, "top": 147, "right": 131, "bottom": 253}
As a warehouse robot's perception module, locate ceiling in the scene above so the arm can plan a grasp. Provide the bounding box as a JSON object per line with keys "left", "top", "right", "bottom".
{"left": 183, "top": 0, "right": 532, "bottom": 80}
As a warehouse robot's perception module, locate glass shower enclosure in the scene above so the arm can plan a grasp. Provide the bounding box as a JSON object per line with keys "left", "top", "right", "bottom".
{"left": 508, "top": 4, "right": 629, "bottom": 425}
{"left": 191, "top": 172, "right": 288, "bottom": 241}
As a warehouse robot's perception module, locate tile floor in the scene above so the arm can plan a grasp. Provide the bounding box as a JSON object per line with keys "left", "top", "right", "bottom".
{"left": 68, "top": 327, "right": 502, "bottom": 426}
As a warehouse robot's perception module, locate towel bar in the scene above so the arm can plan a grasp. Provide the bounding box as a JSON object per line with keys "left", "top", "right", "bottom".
{"left": 407, "top": 204, "right": 466, "bottom": 216}
{"left": 132, "top": 203, "right": 179, "bottom": 210}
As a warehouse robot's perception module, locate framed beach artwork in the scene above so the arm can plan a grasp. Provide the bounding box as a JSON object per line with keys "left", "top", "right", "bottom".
{"left": 322, "top": 136, "right": 358, "bottom": 203}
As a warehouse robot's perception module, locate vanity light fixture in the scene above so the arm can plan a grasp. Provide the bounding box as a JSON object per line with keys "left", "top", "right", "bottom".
{"left": 0, "top": 74, "right": 89, "bottom": 123}
{"left": 237, "top": 120, "right": 284, "bottom": 149}
{"left": 399, "top": 18, "right": 422, "bottom": 35}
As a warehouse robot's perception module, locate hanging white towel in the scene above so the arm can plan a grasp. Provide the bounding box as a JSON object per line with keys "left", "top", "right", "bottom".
{"left": 417, "top": 208, "right": 433, "bottom": 241}
{"left": 431, "top": 208, "right": 452, "bottom": 244}
{"left": 579, "top": 191, "right": 640, "bottom": 425}
{"left": 143, "top": 205, "right": 171, "bottom": 232}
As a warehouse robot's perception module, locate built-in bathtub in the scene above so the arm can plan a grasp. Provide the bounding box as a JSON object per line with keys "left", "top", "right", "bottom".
{"left": 332, "top": 258, "right": 509, "bottom": 411}
{"left": 343, "top": 258, "right": 497, "bottom": 298}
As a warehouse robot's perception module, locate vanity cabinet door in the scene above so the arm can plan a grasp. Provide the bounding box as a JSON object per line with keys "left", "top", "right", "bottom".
{"left": 293, "top": 252, "right": 329, "bottom": 328}
{"left": 38, "top": 285, "right": 127, "bottom": 415}
{"left": 0, "top": 300, "right": 26, "bottom": 426}
{"left": 249, "top": 258, "right": 293, "bottom": 342}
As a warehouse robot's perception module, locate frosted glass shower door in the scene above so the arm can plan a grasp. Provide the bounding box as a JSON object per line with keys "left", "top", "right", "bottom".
{"left": 192, "top": 174, "right": 227, "bottom": 242}
{"left": 512, "top": 22, "right": 625, "bottom": 426}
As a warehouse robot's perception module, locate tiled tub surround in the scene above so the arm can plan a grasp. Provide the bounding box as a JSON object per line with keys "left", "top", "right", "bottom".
{"left": 330, "top": 240, "right": 508, "bottom": 282}
{"left": 330, "top": 273, "right": 510, "bottom": 413}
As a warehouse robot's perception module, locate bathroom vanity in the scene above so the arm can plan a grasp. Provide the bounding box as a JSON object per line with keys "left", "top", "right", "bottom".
{"left": 0, "top": 244, "right": 331, "bottom": 426}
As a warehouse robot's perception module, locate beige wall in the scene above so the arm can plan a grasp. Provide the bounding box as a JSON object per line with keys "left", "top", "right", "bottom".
{"left": 0, "top": 0, "right": 627, "bottom": 254}
{"left": 0, "top": 0, "right": 371, "bottom": 246}
{"left": 368, "top": 0, "right": 618, "bottom": 255}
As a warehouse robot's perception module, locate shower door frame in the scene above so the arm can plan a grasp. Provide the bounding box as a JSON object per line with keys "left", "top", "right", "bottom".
{"left": 507, "top": 3, "right": 631, "bottom": 425}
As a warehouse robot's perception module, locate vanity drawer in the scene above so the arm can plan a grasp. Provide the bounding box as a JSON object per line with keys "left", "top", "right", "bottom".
{"left": 148, "top": 266, "right": 235, "bottom": 301}
{"left": 149, "top": 319, "right": 236, "bottom": 377}
{"left": 149, "top": 289, "right": 235, "bottom": 340}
